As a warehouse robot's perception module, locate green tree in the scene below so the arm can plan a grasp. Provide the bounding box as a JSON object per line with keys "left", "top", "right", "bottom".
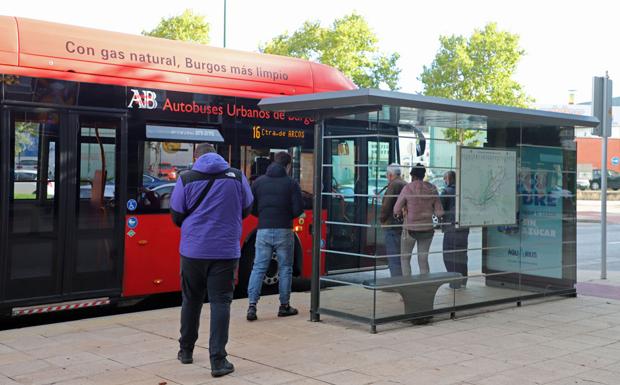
{"left": 420, "top": 23, "right": 533, "bottom": 145}
{"left": 262, "top": 13, "right": 400, "bottom": 90}
{"left": 142, "top": 9, "right": 210, "bottom": 44}
{"left": 15, "top": 122, "right": 37, "bottom": 158}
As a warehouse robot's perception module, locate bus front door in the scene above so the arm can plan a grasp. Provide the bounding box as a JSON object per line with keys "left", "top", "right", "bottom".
{"left": 1, "top": 109, "right": 124, "bottom": 305}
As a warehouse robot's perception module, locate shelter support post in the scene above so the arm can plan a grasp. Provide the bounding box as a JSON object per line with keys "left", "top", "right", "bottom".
{"left": 601, "top": 76, "right": 610, "bottom": 280}
{"left": 310, "top": 119, "right": 324, "bottom": 322}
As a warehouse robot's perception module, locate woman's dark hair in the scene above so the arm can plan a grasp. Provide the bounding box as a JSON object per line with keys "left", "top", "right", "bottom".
{"left": 274, "top": 151, "right": 292, "bottom": 167}
{"left": 410, "top": 163, "right": 426, "bottom": 180}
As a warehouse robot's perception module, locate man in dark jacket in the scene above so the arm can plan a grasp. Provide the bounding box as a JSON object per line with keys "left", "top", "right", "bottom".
{"left": 170, "top": 143, "right": 253, "bottom": 377}
{"left": 380, "top": 164, "right": 407, "bottom": 276}
{"left": 246, "top": 151, "right": 303, "bottom": 321}
{"left": 440, "top": 170, "right": 469, "bottom": 288}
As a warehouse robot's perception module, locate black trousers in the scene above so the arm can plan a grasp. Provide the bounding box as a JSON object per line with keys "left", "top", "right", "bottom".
{"left": 179, "top": 256, "right": 237, "bottom": 365}
{"left": 442, "top": 229, "right": 469, "bottom": 287}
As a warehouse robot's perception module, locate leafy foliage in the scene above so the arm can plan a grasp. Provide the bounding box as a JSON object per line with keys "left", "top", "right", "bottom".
{"left": 143, "top": 9, "right": 210, "bottom": 44}
{"left": 262, "top": 13, "right": 400, "bottom": 90}
{"left": 420, "top": 23, "right": 533, "bottom": 145}
{"left": 15, "top": 122, "right": 37, "bottom": 157}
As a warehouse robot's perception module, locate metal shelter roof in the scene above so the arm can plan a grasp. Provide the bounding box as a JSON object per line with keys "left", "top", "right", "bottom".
{"left": 258, "top": 88, "right": 600, "bottom": 127}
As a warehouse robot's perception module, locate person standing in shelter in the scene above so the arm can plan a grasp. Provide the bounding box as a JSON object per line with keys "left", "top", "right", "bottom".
{"left": 246, "top": 151, "right": 303, "bottom": 321}
{"left": 393, "top": 163, "right": 444, "bottom": 275}
{"left": 379, "top": 164, "right": 407, "bottom": 276}
{"left": 170, "top": 143, "right": 253, "bottom": 378}
{"left": 440, "top": 170, "right": 469, "bottom": 288}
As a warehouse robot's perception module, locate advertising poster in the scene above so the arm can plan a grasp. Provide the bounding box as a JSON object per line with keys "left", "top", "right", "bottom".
{"left": 486, "top": 145, "right": 564, "bottom": 279}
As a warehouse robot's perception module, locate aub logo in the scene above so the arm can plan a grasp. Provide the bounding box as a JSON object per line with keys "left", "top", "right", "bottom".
{"left": 128, "top": 89, "right": 158, "bottom": 109}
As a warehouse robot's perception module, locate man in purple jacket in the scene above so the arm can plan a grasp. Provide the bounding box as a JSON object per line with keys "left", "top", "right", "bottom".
{"left": 170, "top": 143, "right": 253, "bottom": 378}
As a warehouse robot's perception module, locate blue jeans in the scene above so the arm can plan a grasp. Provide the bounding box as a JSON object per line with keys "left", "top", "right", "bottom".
{"left": 384, "top": 228, "right": 402, "bottom": 276}
{"left": 248, "top": 228, "right": 294, "bottom": 305}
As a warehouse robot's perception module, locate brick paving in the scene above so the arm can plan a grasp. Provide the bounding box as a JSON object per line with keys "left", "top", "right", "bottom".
{"left": 1, "top": 289, "right": 620, "bottom": 385}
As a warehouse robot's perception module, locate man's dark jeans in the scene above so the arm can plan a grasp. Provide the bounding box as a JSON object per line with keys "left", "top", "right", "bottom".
{"left": 179, "top": 256, "right": 238, "bottom": 365}
{"left": 442, "top": 229, "right": 469, "bottom": 288}
{"left": 384, "top": 228, "right": 402, "bottom": 276}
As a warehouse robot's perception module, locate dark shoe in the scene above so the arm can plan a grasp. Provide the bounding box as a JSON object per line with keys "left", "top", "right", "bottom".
{"left": 211, "top": 358, "right": 235, "bottom": 377}
{"left": 247, "top": 304, "right": 257, "bottom": 321}
{"left": 177, "top": 349, "right": 193, "bottom": 364}
{"left": 278, "top": 304, "right": 298, "bottom": 317}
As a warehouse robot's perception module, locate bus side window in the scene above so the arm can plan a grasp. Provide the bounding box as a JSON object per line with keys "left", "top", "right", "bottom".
{"left": 137, "top": 141, "right": 194, "bottom": 213}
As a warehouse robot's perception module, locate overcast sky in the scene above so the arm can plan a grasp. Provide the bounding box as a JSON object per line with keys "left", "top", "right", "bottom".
{"left": 1, "top": 0, "right": 617, "bottom": 105}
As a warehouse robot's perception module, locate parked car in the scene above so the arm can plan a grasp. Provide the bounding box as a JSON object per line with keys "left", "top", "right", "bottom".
{"left": 79, "top": 186, "right": 115, "bottom": 199}
{"left": 14, "top": 170, "right": 55, "bottom": 197}
{"left": 577, "top": 178, "right": 589, "bottom": 191}
{"left": 15, "top": 159, "right": 38, "bottom": 170}
{"left": 78, "top": 174, "right": 168, "bottom": 200}
{"left": 14, "top": 170, "right": 38, "bottom": 196}
{"left": 151, "top": 182, "right": 176, "bottom": 209}
{"left": 334, "top": 184, "right": 355, "bottom": 203}
{"left": 142, "top": 174, "right": 167, "bottom": 189}
{"left": 589, "top": 169, "right": 620, "bottom": 190}
{"left": 15, "top": 169, "right": 38, "bottom": 182}
{"left": 174, "top": 165, "right": 191, "bottom": 173}
{"left": 151, "top": 182, "right": 176, "bottom": 195}
{"left": 79, "top": 181, "right": 115, "bottom": 199}
{"left": 157, "top": 162, "right": 177, "bottom": 181}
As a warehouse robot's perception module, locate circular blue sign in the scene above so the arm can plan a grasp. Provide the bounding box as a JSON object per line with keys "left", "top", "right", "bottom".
{"left": 127, "top": 217, "right": 138, "bottom": 229}
{"left": 127, "top": 199, "right": 138, "bottom": 211}
{"left": 612, "top": 157, "right": 619, "bottom": 166}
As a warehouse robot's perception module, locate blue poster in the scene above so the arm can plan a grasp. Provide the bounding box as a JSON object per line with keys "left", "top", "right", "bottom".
{"left": 486, "top": 145, "right": 564, "bottom": 279}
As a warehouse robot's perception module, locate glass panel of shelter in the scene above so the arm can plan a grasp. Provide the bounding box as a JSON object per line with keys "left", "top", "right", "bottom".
{"left": 317, "top": 106, "right": 583, "bottom": 323}
{"left": 519, "top": 124, "right": 576, "bottom": 293}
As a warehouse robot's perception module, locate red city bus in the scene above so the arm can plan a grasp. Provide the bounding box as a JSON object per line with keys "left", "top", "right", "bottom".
{"left": 0, "top": 16, "right": 355, "bottom": 316}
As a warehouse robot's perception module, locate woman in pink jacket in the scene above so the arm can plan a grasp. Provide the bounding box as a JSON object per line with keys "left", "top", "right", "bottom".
{"left": 393, "top": 164, "right": 444, "bottom": 275}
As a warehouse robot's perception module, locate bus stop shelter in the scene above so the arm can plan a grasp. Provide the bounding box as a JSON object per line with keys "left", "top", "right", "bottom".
{"left": 259, "top": 88, "right": 599, "bottom": 332}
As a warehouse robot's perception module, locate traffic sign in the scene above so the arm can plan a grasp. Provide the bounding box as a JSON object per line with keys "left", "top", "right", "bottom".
{"left": 592, "top": 76, "right": 613, "bottom": 137}
{"left": 127, "top": 199, "right": 138, "bottom": 211}
{"left": 612, "top": 157, "right": 619, "bottom": 166}
{"left": 127, "top": 217, "right": 138, "bottom": 229}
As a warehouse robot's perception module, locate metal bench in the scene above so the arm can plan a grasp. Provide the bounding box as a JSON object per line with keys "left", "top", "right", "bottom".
{"left": 363, "top": 272, "right": 463, "bottom": 315}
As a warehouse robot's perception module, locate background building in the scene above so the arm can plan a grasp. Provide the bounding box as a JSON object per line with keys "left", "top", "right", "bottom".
{"left": 538, "top": 97, "right": 620, "bottom": 182}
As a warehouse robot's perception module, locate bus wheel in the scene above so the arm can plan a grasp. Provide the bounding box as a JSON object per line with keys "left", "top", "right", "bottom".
{"left": 235, "top": 235, "right": 302, "bottom": 298}
{"left": 263, "top": 252, "right": 280, "bottom": 286}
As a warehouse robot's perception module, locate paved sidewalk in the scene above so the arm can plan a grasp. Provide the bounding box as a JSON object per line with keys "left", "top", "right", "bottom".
{"left": 577, "top": 200, "right": 620, "bottom": 214}
{"left": 1, "top": 292, "right": 620, "bottom": 385}
{"left": 576, "top": 270, "right": 620, "bottom": 300}
{"left": 577, "top": 211, "right": 620, "bottom": 223}
{"left": 577, "top": 200, "right": 620, "bottom": 223}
